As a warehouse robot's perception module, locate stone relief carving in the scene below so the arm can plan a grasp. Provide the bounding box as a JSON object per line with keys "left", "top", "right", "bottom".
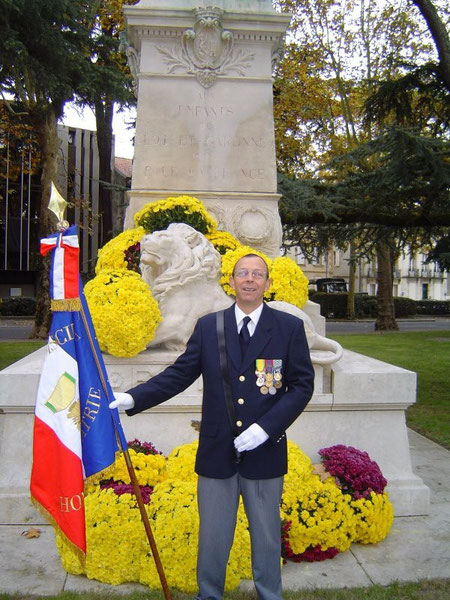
{"left": 231, "top": 205, "right": 282, "bottom": 256}
{"left": 139, "top": 222, "right": 343, "bottom": 366}
{"left": 157, "top": 7, "right": 255, "bottom": 88}
{"left": 119, "top": 31, "right": 140, "bottom": 97}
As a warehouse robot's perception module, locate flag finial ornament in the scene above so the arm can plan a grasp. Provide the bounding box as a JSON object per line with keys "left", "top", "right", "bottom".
{"left": 48, "top": 182, "right": 69, "bottom": 230}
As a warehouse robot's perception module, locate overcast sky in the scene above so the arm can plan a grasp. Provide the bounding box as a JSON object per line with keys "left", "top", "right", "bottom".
{"left": 61, "top": 103, "right": 136, "bottom": 159}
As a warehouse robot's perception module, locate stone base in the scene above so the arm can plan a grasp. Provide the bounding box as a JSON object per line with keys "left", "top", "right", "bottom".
{"left": 0, "top": 346, "right": 430, "bottom": 523}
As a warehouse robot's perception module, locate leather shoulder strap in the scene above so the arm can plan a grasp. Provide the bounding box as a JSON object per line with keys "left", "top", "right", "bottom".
{"left": 216, "top": 310, "right": 239, "bottom": 437}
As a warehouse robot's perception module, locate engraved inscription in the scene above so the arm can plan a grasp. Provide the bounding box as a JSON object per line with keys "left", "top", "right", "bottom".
{"left": 176, "top": 104, "right": 233, "bottom": 118}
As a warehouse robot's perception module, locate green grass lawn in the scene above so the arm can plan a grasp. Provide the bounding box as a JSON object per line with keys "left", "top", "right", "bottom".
{"left": 0, "top": 340, "right": 46, "bottom": 370}
{"left": 328, "top": 330, "right": 450, "bottom": 450}
{"left": 0, "top": 578, "right": 449, "bottom": 600}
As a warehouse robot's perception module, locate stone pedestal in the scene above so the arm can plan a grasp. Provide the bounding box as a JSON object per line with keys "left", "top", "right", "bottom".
{"left": 122, "top": 0, "right": 290, "bottom": 255}
{"left": 0, "top": 342, "right": 429, "bottom": 523}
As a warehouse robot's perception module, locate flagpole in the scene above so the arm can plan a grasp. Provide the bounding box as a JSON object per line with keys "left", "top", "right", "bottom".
{"left": 78, "top": 303, "right": 172, "bottom": 600}
{"left": 46, "top": 186, "right": 172, "bottom": 600}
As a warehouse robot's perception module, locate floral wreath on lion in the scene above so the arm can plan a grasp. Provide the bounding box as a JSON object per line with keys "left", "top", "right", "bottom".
{"left": 57, "top": 196, "right": 393, "bottom": 592}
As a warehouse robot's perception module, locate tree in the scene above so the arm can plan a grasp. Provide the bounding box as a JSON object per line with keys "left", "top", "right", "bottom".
{"left": 78, "top": 0, "right": 137, "bottom": 243}
{"left": 411, "top": 0, "right": 450, "bottom": 91}
{"left": 274, "top": 0, "right": 447, "bottom": 329}
{"left": 0, "top": 0, "right": 97, "bottom": 337}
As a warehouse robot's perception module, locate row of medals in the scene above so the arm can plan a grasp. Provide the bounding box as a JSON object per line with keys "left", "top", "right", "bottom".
{"left": 255, "top": 359, "right": 282, "bottom": 395}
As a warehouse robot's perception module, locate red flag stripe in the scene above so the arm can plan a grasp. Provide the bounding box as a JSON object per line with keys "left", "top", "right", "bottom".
{"left": 30, "top": 416, "right": 86, "bottom": 553}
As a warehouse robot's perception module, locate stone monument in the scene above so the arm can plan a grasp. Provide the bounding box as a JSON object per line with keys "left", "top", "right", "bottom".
{"left": 122, "top": 0, "right": 290, "bottom": 256}
{"left": 0, "top": 0, "right": 430, "bottom": 524}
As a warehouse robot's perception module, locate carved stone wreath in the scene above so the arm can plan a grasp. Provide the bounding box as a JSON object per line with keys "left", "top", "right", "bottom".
{"left": 157, "top": 7, "right": 255, "bottom": 88}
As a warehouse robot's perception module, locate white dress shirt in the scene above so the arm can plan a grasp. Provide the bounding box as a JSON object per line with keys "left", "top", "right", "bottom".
{"left": 234, "top": 303, "right": 264, "bottom": 337}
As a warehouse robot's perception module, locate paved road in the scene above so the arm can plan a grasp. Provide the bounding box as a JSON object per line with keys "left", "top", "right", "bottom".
{"left": 0, "top": 319, "right": 34, "bottom": 341}
{"left": 1, "top": 317, "right": 450, "bottom": 340}
{"left": 326, "top": 318, "right": 450, "bottom": 334}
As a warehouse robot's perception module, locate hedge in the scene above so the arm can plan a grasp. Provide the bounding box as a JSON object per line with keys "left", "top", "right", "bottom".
{"left": 415, "top": 300, "right": 450, "bottom": 315}
{"left": 0, "top": 296, "right": 37, "bottom": 316}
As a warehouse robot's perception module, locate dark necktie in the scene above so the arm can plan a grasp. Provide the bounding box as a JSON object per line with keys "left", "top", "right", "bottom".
{"left": 239, "top": 316, "right": 251, "bottom": 354}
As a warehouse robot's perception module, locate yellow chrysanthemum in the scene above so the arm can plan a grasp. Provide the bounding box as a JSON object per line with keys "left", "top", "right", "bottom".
{"left": 281, "top": 478, "right": 357, "bottom": 554}
{"left": 95, "top": 227, "right": 145, "bottom": 274}
{"left": 55, "top": 439, "right": 393, "bottom": 593}
{"left": 84, "top": 270, "right": 162, "bottom": 357}
{"left": 206, "top": 229, "right": 241, "bottom": 255}
{"left": 351, "top": 492, "right": 394, "bottom": 544}
{"left": 134, "top": 195, "right": 217, "bottom": 235}
{"left": 268, "top": 256, "right": 309, "bottom": 308}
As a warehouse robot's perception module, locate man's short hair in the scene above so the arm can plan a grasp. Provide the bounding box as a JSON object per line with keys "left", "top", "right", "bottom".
{"left": 232, "top": 253, "right": 269, "bottom": 278}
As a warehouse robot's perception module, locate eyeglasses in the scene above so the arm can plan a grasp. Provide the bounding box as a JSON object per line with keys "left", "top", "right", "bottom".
{"left": 233, "top": 269, "right": 267, "bottom": 279}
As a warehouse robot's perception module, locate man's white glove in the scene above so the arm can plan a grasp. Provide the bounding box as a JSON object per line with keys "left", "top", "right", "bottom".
{"left": 234, "top": 423, "right": 269, "bottom": 452}
{"left": 109, "top": 392, "right": 135, "bottom": 410}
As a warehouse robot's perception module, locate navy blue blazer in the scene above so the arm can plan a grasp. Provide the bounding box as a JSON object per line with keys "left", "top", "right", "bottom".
{"left": 126, "top": 303, "right": 314, "bottom": 479}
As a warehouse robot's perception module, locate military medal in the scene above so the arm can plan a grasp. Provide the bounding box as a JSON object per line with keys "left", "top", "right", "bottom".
{"left": 273, "top": 359, "right": 283, "bottom": 390}
{"left": 256, "top": 359, "right": 283, "bottom": 395}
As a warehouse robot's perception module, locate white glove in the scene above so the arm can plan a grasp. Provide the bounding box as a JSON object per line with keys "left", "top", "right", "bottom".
{"left": 234, "top": 423, "right": 269, "bottom": 452}
{"left": 109, "top": 392, "right": 135, "bottom": 410}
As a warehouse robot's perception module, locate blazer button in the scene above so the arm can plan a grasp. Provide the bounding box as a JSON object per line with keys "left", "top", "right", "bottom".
{"left": 236, "top": 420, "right": 243, "bottom": 427}
{"left": 239, "top": 375, "right": 245, "bottom": 382}
{"left": 238, "top": 398, "right": 245, "bottom": 405}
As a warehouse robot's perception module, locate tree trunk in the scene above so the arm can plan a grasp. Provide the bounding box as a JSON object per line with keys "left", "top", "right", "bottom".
{"left": 346, "top": 242, "right": 356, "bottom": 319}
{"left": 412, "top": 0, "right": 450, "bottom": 92}
{"left": 95, "top": 99, "right": 114, "bottom": 245}
{"left": 30, "top": 108, "right": 60, "bottom": 339}
{"left": 375, "top": 239, "right": 398, "bottom": 331}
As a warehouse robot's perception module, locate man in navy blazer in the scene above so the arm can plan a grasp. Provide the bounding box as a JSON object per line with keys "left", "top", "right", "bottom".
{"left": 111, "top": 253, "right": 314, "bottom": 600}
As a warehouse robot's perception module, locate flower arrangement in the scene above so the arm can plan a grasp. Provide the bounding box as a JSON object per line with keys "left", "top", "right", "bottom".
{"left": 281, "top": 478, "right": 357, "bottom": 556}
{"left": 134, "top": 195, "right": 217, "bottom": 235}
{"left": 318, "top": 445, "right": 388, "bottom": 499}
{"left": 206, "top": 229, "right": 241, "bottom": 255}
{"left": 268, "top": 256, "right": 309, "bottom": 309}
{"left": 351, "top": 492, "right": 394, "bottom": 544}
{"left": 88, "top": 194, "right": 310, "bottom": 356}
{"left": 281, "top": 521, "right": 339, "bottom": 562}
{"left": 84, "top": 270, "right": 162, "bottom": 358}
{"left": 95, "top": 227, "right": 145, "bottom": 274}
{"left": 55, "top": 439, "right": 393, "bottom": 591}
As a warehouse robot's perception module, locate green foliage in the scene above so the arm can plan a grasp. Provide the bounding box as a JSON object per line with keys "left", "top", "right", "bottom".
{"left": 0, "top": 297, "right": 36, "bottom": 316}
{"left": 309, "top": 293, "right": 418, "bottom": 319}
{"left": 426, "top": 235, "right": 450, "bottom": 271}
{"left": 279, "top": 126, "right": 450, "bottom": 257}
{"left": 136, "top": 206, "right": 211, "bottom": 235}
{"left": 415, "top": 299, "right": 450, "bottom": 315}
{"left": 0, "top": 0, "right": 96, "bottom": 116}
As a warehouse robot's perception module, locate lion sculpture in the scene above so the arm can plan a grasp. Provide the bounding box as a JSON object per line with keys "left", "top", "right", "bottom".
{"left": 140, "top": 223, "right": 342, "bottom": 365}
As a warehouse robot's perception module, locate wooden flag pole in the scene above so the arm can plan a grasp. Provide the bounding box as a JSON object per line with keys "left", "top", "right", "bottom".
{"left": 79, "top": 302, "right": 172, "bottom": 600}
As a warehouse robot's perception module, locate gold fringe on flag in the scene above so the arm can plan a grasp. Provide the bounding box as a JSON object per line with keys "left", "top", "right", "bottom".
{"left": 30, "top": 495, "right": 86, "bottom": 566}
{"left": 51, "top": 298, "right": 82, "bottom": 312}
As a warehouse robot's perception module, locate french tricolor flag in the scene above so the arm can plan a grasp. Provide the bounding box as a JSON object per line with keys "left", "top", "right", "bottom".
{"left": 40, "top": 226, "right": 80, "bottom": 300}
{"left": 31, "top": 225, "right": 126, "bottom": 554}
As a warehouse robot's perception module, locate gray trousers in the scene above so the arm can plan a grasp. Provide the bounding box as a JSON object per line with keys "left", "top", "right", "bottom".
{"left": 197, "top": 473, "right": 284, "bottom": 600}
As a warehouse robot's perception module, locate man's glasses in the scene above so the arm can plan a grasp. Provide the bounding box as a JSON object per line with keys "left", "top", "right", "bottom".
{"left": 234, "top": 269, "right": 267, "bottom": 279}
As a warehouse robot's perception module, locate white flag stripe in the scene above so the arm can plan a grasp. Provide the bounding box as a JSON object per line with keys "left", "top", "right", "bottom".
{"left": 62, "top": 235, "right": 79, "bottom": 248}
{"left": 35, "top": 343, "right": 82, "bottom": 459}
{"left": 52, "top": 246, "right": 65, "bottom": 299}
